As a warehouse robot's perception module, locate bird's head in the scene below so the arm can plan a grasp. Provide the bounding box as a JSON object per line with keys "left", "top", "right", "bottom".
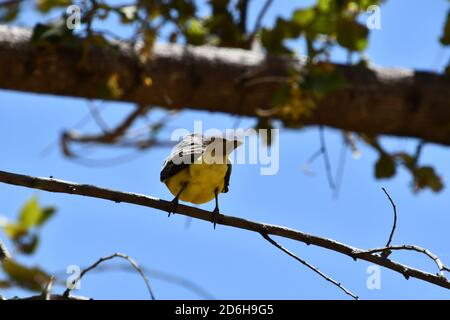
{"left": 205, "top": 136, "right": 243, "bottom": 159}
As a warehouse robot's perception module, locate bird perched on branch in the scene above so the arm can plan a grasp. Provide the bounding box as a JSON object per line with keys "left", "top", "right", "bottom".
{"left": 160, "top": 133, "right": 242, "bottom": 228}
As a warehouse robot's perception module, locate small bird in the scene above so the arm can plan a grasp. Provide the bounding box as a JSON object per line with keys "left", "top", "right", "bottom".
{"left": 160, "top": 133, "right": 242, "bottom": 228}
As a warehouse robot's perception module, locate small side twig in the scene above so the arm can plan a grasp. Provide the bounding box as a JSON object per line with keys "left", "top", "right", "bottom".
{"left": 41, "top": 276, "right": 55, "bottom": 300}
{"left": 248, "top": 0, "right": 273, "bottom": 43}
{"left": 62, "top": 253, "right": 155, "bottom": 300}
{"left": 319, "top": 126, "right": 336, "bottom": 191}
{"left": 381, "top": 187, "right": 397, "bottom": 257}
{"left": 261, "top": 232, "right": 358, "bottom": 300}
{"left": 360, "top": 245, "right": 448, "bottom": 278}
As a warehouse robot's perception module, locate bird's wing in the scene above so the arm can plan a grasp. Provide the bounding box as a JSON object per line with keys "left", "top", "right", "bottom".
{"left": 222, "top": 163, "right": 232, "bottom": 193}
{"left": 160, "top": 134, "right": 206, "bottom": 182}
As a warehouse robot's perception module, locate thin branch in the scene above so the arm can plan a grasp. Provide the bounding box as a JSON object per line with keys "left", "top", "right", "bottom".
{"left": 1, "top": 170, "right": 450, "bottom": 292}
{"left": 359, "top": 245, "right": 448, "bottom": 278}
{"left": 261, "top": 233, "right": 358, "bottom": 300}
{"left": 333, "top": 138, "right": 348, "bottom": 198}
{"left": 87, "top": 102, "right": 110, "bottom": 133}
{"left": 319, "top": 126, "right": 336, "bottom": 191}
{"left": 249, "top": 0, "right": 273, "bottom": 43}
{"left": 62, "top": 253, "right": 155, "bottom": 300}
{"left": 62, "top": 105, "right": 150, "bottom": 156}
{"left": 382, "top": 187, "right": 397, "bottom": 249}
{"left": 41, "top": 276, "right": 55, "bottom": 301}
{"left": 237, "top": 0, "right": 250, "bottom": 34}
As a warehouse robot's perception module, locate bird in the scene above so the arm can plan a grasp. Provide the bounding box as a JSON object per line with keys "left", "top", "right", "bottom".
{"left": 160, "top": 133, "right": 242, "bottom": 228}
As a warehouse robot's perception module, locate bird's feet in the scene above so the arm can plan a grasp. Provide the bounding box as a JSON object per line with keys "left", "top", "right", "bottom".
{"left": 211, "top": 207, "right": 220, "bottom": 229}
{"left": 168, "top": 198, "right": 179, "bottom": 217}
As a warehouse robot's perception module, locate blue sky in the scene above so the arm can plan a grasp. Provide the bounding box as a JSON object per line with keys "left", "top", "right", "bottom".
{"left": 0, "top": 0, "right": 449, "bottom": 299}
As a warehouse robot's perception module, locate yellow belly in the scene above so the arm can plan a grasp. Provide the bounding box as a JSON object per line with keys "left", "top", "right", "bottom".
{"left": 164, "top": 160, "right": 228, "bottom": 204}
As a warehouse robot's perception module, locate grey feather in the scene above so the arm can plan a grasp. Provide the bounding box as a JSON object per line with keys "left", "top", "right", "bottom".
{"left": 160, "top": 134, "right": 207, "bottom": 182}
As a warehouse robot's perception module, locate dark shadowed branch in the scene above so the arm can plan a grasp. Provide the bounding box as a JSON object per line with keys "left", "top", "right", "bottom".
{"left": 382, "top": 187, "right": 398, "bottom": 251}
{"left": 0, "top": 170, "right": 450, "bottom": 295}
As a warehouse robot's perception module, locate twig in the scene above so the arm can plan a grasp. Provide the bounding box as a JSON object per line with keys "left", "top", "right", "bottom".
{"left": 62, "top": 105, "right": 150, "bottom": 156}
{"left": 41, "top": 276, "right": 55, "bottom": 300}
{"left": 62, "top": 253, "right": 155, "bottom": 299}
{"left": 261, "top": 233, "right": 358, "bottom": 300}
{"left": 237, "top": 0, "right": 250, "bottom": 34}
{"left": 249, "top": 0, "right": 273, "bottom": 43}
{"left": 382, "top": 187, "right": 397, "bottom": 250}
{"left": 359, "top": 245, "right": 448, "bottom": 278}
{"left": 87, "top": 102, "right": 110, "bottom": 133}
{"left": 319, "top": 126, "right": 336, "bottom": 191}
{"left": 333, "top": 138, "right": 348, "bottom": 198}
{"left": 1, "top": 170, "right": 450, "bottom": 292}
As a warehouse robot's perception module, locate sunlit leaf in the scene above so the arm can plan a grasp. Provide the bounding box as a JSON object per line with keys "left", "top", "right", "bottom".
{"left": 18, "top": 196, "right": 41, "bottom": 229}
{"left": 2, "top": 259, "right": 51, "bottom": 292}
{"left": 185, "top": 18, "right": 208, "bottom": 45}
{"left": 293, "top": 8, "right": 316, "bottom": 27}
{"left": 3, "top": 223, "right": 28, "bottom": 241}
{"left": 106, "top": 73, "right": 123, "bottom": 98}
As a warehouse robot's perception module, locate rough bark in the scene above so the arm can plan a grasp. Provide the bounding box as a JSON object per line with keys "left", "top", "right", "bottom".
{"left": 0, "top": 25, "right": 449, "bottom": 145}
{"left": 1, "top": 169, "right": 450, "bottom": 292}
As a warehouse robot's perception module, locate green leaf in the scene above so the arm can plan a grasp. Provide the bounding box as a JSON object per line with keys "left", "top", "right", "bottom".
{"left": 337, "top": 19, "right": 368, "bottom": 51}
{"left": 36, "top": 207, "right": 56, "bottom": 227}
{"left": 375, "top": 154, "right": 396, "bottom": 179}
{"left": 260, "top": 18, "right": 299, "bottom": 54}
{"left": 414, "top": 166, "right": 444, "bottom": 192}
{"left": 185, "top": 18, "right": 208, "bottom": 45}
{"left": 17, "top": 196, "right": 56, "bottom": 229}
{"left": 2, "top": 259, "right": 50, "bottom": 292}
{"left": 36, "top": 0, "right": 71, "bottom": 13}
{"left": 18, "top": 196, "right": 41, "bottom": 229}
{"left": 3, "top": 223, "right": 28, "bottom": 241}
{"left": 293, "top": 8, "right": 316, "bottom": 27}
{"left": 317, "top": 0, "right": 333, "bottom": 12}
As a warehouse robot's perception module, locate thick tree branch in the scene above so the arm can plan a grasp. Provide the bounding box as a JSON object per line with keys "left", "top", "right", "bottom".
{"left": 0, "top": 170, "right": 450, "bottom": 293}
{"left": 1, "top": 25, "right": 450, "bottom": 145}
